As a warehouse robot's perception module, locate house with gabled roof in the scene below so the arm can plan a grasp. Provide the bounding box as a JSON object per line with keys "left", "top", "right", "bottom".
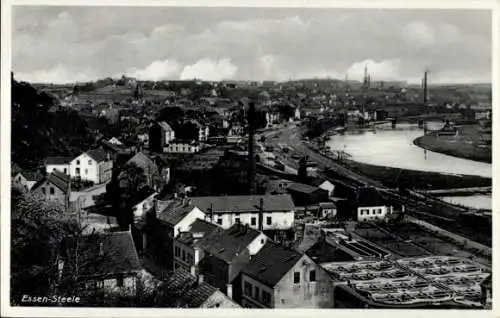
{"left": 149, "top": 121, "right": 176, "bottom": 153}
{"left": 356, "top": 187, "right": 403, "bottom": 222}
{"left": 59, "top": 231, "right": 142, "bottom": 297}
{"left": 240, "top": 241, "right": 334, "bottom": 308}
{"left": 31, "top": 170, "right": 71, "bottom": 208}
{"left": 45, "top": 156, "right": 74, "bottom": 175}
{"left": 173, "top": 218, "right": 219, "bottom": 274}
{"left": 12, "top": 169, "right": 44, "bottom": 191}
{"left": 196, "top": 223, "right": 269, "bottom": 303}
{"left": 159, "top": 269, "right": 240, "bottom": 308}
{"left": 69, "top": 149, "right": 113, "bottom": 184}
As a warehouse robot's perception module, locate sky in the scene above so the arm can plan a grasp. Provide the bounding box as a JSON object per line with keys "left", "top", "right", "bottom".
{"left": 12, "top": 7, "right": 492, "bottom": 84}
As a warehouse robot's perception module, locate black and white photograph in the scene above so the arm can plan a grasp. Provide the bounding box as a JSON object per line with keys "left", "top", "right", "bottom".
{"left": 1, "top": 1, "right": 497, "bottom": 316}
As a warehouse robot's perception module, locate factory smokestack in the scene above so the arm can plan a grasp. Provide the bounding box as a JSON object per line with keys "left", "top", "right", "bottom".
{"left": 247, "top": 100, "right": 256, "bottom": 194}
{"left": 423, "top": 71, "right": 428, "bottom": 106}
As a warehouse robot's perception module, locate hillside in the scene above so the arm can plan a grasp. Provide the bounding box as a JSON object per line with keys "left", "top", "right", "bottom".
{"left": 11, "top": 77, "right": 95, "bottom": 169}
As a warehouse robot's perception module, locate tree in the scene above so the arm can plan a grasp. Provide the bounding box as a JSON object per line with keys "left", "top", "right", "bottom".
{"left": 11, "top": 188, "right": 80, "bottom": 304}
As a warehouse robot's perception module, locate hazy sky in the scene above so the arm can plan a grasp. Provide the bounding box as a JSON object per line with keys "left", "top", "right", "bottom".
{"left": 12, "top": 7, "right": 492, "bottom": 84}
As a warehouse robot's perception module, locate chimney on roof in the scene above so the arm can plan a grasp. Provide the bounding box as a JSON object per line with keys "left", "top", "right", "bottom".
{"left": 99, "top": 242, "right": 104, "bottom": 256}
{"left": 258, "top": 198, "right": 264, "bottom": 232}
{"left": 226, "top": 284, "right": 233, "bottom": 299}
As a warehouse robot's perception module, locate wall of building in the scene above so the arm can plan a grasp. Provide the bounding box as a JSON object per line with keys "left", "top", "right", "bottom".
{"left": 46, "top": 163, "right": 70, "bottom": 175}
{"left": 247, "top": 233, "right": 269, "bottom": 256}
{"left": 98, "top": 160, "right": 113, "bottom": 183}
{"left": 32, "top": 180, "right": 68, "bottom": 208}
{"left": 132, "top": 194, "right": 157, "bottom": 221}
{"left": 202, "top": 291, "right": 240, "bottom": 308}
{"left": 212, "top": 211, "right": 294, "bottom": 231}
{"left": 357, "top": 206, "right": 389, "bottom": 222}
{"left": 241, "top": 274, "right": 275, "bottom": 308}
{"left": 13, "top": 174, "right": 29, "bottom": 191}
{"left": 70, "top": 153, "right": 99, "bottom": 184}
{"left": 274, "top": 255, "right": 334, "bottom": 308}
{"left": 173, "top": 240, "right": 195, "bottom": 273}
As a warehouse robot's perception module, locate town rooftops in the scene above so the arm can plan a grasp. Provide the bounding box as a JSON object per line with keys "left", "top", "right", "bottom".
{"left": 195, "top": 223, "right": 262, "bottom": 263}
{"left": 158, "top": 200, "right": 199, "bottom": 226}
{"left": 158, "top": 121, "right": 174, "bottom": 132}
{"left": 242, "top": 241, "right": 304, "bottom": 287}
{"left": 75, "top": 231, "right": 141, "bottom": 278}
{"left": 287, "top": 182, "right": 324, "bottom": 195}
{"left": 86, "top": 149, "right": 109, "bottom": 163}
{"left": 128, "top": 186, "right": 157, "bottom": 207}
{"left": 356, "top": 187, "right": 389, "bottom": 207}
{"left": 189, "top": 218, "right": 219, "bottom": 235}
{"left": 33, "top": 170, "right": 71, "bottom": 193}
{"left": 45, "top": 156, "right": 74, "bottom": 165}
{"left": 16, "top": 170, "right": 44, "bottom": 182}
{"left": 190, "top": 194, "right": 295, "bottom": 214}
{"left": 160, "top": 269, "right": 239, "bottom": 308}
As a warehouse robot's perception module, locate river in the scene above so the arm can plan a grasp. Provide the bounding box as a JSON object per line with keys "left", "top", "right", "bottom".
{"left": 326, "top": 122, "right": 492, "bottom": 178}
{"left": 326, "top": 122, "right": 492, "bottom": 210}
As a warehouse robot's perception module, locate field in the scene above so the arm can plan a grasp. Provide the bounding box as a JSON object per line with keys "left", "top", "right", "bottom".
{"left": 414, "top": 125, "right": 491, "bottom": 164}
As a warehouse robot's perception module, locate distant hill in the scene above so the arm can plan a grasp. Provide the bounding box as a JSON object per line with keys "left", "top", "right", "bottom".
{"left": 11, "top": 77, "right": 95, "bottom": 169}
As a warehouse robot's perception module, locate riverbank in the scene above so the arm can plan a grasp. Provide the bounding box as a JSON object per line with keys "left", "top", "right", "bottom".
{"left": 413, "top": 124, "right": 491, "bottom": 164}
{"left": 344, "top": 159, "right": 491, "bottom": 190}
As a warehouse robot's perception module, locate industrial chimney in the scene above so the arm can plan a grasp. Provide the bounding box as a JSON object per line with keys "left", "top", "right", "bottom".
{"left": 247, "top": 100, "right": 256, "bottom": 194}
{"left": 258, "top": 198, "right": 264, "bottom": 232}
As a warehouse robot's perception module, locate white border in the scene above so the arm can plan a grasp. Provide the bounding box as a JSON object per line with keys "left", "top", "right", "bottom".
{"left": 1, "top": 0, "right": 498, "bottom": 317}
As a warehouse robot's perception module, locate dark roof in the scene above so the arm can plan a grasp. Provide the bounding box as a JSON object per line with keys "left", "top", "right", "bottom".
{"left": 158, "top": 200, "right": 199, "bottom": 225}
{"left": 126, "top": 152, "right": 158, "bottom": 174}
{"left": 128, "top": 186, "right": 156, "bottom": 207}
{"left": 356, "top": 187, "right": 388, "bottom": 207}
{"left": 100, "top": 139, "right": 124, "bottom": 153}
{"left": 305, "top": 239, "right": 356, "bottom": 263}
{"left": 287, "top": 182, "right": 324, "bottom": 195}
{"left": 86, "top": 149, "right": 108, "bottom": 162}
{"left": 33, "top": 170, "right": 71, "bottom": 193}
{"left": 18, "top": 170, "right": 44, "bottom": 182}
{"left": 45, "top": 156, "right": 74, "bottom": 165}
{"left": 195, "top": 223, "right": 261, "bottom": 263}
{"left": 76, "top": 231, "right": 141, "bottom": 278}
{"left": 161, "top": 269, "right": 219, "bottom": 307}
{"left": 190, "top": 194, "right": 295, "bottom": 214}
{"left": 189, "top": 218, "right": 219, "bottom": 235}
{"left": 242, "top": 241, "right": 304, "bottom": 287}
{"left": 481, "top": 274, "right": 492, "bottom": 288}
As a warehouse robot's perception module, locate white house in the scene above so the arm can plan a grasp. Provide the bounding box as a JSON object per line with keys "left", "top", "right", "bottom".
{"left": 12, "top": 170, "right": 44, "bottom": 191}
{"left": 313, "top": 179, "right": 335, "bottom": 198}
{"left": 45, "top": 156, "right": 74, "bottom": 175}
{"left": 356, "top": 187, "right": 400, "bottom": 222}
{"left": 108, "top": 137, "right": 123, "bottom": 145}
{"left": 190, "top": 194, "right": 296, "bottom": 231}
{"left": 173, "top": 219, "right": 220, "bottom": 273}
{"left": 69, "top": 149, "right": 113, "bottom": 184}
{"left": 129, "top": 187, "right": 158, "bottom": 222}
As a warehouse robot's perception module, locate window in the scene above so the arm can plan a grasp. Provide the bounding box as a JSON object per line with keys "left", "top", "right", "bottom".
{"left": 294, "top": 272, "right": 300, "bottom": 284}
{"left": 262, "top": 291, "right": 271, "bottom": 306}
{"left": 309, "top": 270, "right": 316, "bottom": 282}
{"left": 116, "top": 276, "right": 124, "bottom": 287}
{"left": 76, "top": 168, "right": 80, "bottom": 174}
{"left": 84, "top": 169, "right": 88, "bottom": 175}
{"left": 266, "top": 217, "right": 272, "bottom": 225}
{"left": 63, "top": 168, "right": 67, "bottom": 173}
{"left": 41, "top": 187, "right": 46, "bottom": 195}
{"left": 187, "top": 254, "right": 193, "bottom": 264}
{"left": 88, "top": 160, "right": 92, "bottom": 165}
{"left": 17, "top": 176, "right": 21, "bottom": 182}
{"left": 251, "top": 217, "right": 256, "bottom": 226}
{"left": 50, "top": 187, "right": 55, "bottom": 195}
{"left": 217, "top": 217, "right": 222, "bottom": 225}
{"left": 175, "top": 246, "right": 180, "bottom": 257}
{"left": 76, "top": 160, "right": 80, "bottom": 165}
{"left": 254, "top": 286, "right": 260, "bottom": 300}
{"left": 235, "top": 217, "right": 240, "bottom": 224}
{"left": 244, "top": 282, "right": 252, "bottom": 296}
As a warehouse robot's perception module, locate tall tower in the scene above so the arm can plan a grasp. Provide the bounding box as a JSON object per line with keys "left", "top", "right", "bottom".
{"left": 247, "top": 100, "right": 256, "bottom": 195}
{"left": 423, "top": 70, "right": 428, "bottom": 106}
